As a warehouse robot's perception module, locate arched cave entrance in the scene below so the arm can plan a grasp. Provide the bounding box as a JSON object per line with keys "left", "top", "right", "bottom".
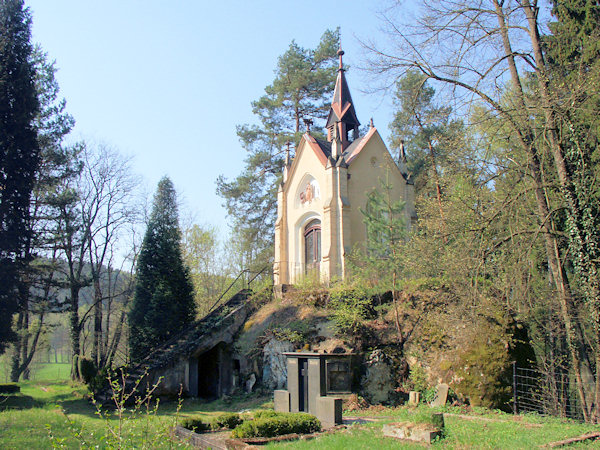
{"left": 194, "top": 342, "right": 235, "bottom": 400}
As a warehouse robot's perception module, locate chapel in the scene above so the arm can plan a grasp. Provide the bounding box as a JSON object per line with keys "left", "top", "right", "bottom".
{"left": 273, "top": 49, "right": 416, "bottom": 287}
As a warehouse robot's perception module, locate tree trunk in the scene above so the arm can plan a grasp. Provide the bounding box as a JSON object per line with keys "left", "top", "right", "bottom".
{"left": 10, "top": 279, "right": 31, "bottom": 382}
{"left": 19, "top": 310, "right": 45, "bottom": 380}
{"left": 106, "top": 309, "right": 127, "bottom": 368}
{"left": 70, "top": 285, "right": 81, "bottom": 365}
{"left": 101, "top": 269, "right": 112, "bottom": 368}
{"left": 427, "top": 140, "right": 446, "bottom": 239}
{"left": 20, "top": 306, "right": 29, "bottom": 380}
{"left": 101, "top": 296, "right": 110, "bottom": 369}
{"left": 493, "top": 0, "right": 594, "bottom": 421}
{"left": 92, "top": 278, "right": 102, "bottom": 368}
{"left": 10, "top": 306, "right": 45, "bottom": 382}
{"left": 10, "top": 311, "right": 24, "bottom": 382}
{"left": 413, "top": 112, "right": 447, "bottom": 241}
{"left": 522, "top": 0, "right": 600, "bottom": 421}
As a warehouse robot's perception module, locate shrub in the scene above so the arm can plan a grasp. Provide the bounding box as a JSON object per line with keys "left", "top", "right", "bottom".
{"left": 181, "top": 413, "right": 243, "bottom": 433}
{"left": 327, "top": 283, "right": 374, "bottom": 335}
{"left": 78, "top": 357, "right": 97, "bottom": 384}
{"left": 180, "top": 417, "right": 211, "bottom": 433}
{"left": 231, "top": 412, "right": 320, "bottom": 438}
{"left": 269, "top": 328, "right": 305, "bottom": 345}
{"left": 212, "top": 412, "right": 243, "bottom": 429}
{"left": 403, "top": 364, "right": 436, "bottom": 403}
{"left": 0, "top": 384, "right": 20, "bottom": 394}
{"left": 85, "top": 369, "right": 178, "bottom": 448}
{"left": 455, "top": 336, "right": 512, "bottom": 409}
{"left": 252, "top": 409, "right": 279, "bottom": 419}
{"left": 404, "top": 364, "right": 429, "bottom": 392}
{"left": 454, "top": 311, "right": 514, "bottom": 409}
{"left": 259, "top": 318, "right": 317, "bottom": 350}
{"left": 88, "top": 367, "right": 115, "bottom": 395}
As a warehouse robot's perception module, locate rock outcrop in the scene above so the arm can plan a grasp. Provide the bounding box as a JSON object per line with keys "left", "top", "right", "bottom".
{"left": 262, "top": 338, "right": 294, "bottom": 390}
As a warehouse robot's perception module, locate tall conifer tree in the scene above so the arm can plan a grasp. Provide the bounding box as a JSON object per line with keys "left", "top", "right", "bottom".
{"left": 0, "top": 0, "right": 39, "bottom": 354}
{"left": 129, "top": 177, "right": 195, "bottom": 361}
{"left": 216, "top": 29, "right": 340, "bottom": 271}
{"left": 10, "top": 46, "right": 79, "bottom": 381}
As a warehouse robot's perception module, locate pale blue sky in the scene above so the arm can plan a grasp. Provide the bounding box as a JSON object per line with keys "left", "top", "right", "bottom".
{"left": 25, "top": 1, "right": 403, "bottom": 236}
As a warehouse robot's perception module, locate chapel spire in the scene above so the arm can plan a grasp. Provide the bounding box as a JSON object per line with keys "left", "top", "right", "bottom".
{"left": 326, "top": 48, "right": 360, "bottom": 153}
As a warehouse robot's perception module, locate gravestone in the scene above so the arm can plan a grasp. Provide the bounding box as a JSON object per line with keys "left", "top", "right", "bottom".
{"left": 408, "top": 391, "right": 420, "bottom": 406}
{"left": 274, "top": 352, "right": 353, "bottom": 428}
{"left": 430, "top": 383, "right": 449, "bottom": 407}
{"left": 382, "top": 412, "right": 445, "bottom": 444}
{"left": 274, "top": 390, "right": 290, "bottom": 412}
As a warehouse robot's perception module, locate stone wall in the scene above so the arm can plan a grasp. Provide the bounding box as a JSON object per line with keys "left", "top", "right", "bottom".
{"left": 149, "top": 358, "right": 188, "bottom": 396}
{"left": 361, "top": 349, "right": 395, "bottom": 404}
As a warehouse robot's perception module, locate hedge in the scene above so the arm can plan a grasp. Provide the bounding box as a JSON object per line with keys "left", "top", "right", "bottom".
{"left": 212, "top": 412, "right": 243, "bottom": 429}
{"left": 181, "top": 413, "right": 242, "bottom": 432}
{"left": 0, "top": 384, "right": 20, "bottom": 394}
{"left": 180, "top": 417, "right": 211, "bottom": 433}
{"left": 231, "top": 412, "right": 320, "bottom": 438}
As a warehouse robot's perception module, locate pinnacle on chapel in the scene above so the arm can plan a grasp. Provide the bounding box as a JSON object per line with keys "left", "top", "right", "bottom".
{"left": 325, "top": 48, "right": 360, "bottom": 150}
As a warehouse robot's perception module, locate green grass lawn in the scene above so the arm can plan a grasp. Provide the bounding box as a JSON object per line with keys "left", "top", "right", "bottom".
{"left": 31, "top": 362, "right": 72, "bottom": 381}
{"left": 0, "top": 380, "right": 270, "bottom": 449}
{"left": 0, "top": 361, "right": 71, "bottom": 383}
{"left": 1, "top": 379, "right": 600, "bottom": 449}
{"left": 267, "top": 407, "right": 600, "bottom": 449}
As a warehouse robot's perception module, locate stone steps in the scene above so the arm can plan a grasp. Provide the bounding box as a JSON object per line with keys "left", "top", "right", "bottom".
{"left": 93, "top": 289, "right": 253, "bottom": 407}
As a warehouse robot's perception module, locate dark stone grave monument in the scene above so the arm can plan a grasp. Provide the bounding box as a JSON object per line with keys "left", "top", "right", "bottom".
{"left": 273, "top": 352, "right": 354, "bottom": 428}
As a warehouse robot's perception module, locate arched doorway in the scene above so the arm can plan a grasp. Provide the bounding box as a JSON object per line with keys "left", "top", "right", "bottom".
{"left": 304, "top": 219, "right": 321, "bottom": 275}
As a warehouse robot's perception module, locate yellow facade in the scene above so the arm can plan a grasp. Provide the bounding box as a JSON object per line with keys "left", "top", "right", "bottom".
{"left": 273, "top": 128, "right": 416, "bottom": 285}
{"left": 273, "top": 50, "right": 416, "bottom": 286}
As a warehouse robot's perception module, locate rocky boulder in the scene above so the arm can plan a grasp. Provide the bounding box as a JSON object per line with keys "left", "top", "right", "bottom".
{"left": 262, "top": 338, "right": 294, "bottom": 390}
{"left": 361, "top": 349, "right": 395, "bottom": 404}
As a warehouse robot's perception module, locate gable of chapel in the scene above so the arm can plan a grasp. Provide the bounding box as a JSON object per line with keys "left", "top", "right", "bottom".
{"left": 273, "top": 49, "right": 416, "bottom": 287}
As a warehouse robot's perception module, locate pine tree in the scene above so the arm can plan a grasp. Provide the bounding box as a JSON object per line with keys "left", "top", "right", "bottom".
{"left": 389, "top": 70, "right": 471, "bottom": 241}
{"left": 129, "top": 177, "right": 195, "bottom": 361}
{"left": 390, "top": 70, "right": 454, "bottom": 191}
{"left": 0, "top": 0, "right": 40, "bottom": 354}
{"left": 10, "top": 46, "right": 79, "bottom": 381}
{"left": 216, "top": 29, "right": 340, "bottom": 272}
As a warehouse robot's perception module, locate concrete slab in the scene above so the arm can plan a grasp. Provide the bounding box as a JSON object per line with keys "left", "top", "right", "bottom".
{"left": 382, "top": 422, "right": 442, "bottom": 444}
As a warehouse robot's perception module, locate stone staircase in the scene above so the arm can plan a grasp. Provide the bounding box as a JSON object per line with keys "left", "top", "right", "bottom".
{"left": 94, "top": 289, "right": 253, "bottom": 406}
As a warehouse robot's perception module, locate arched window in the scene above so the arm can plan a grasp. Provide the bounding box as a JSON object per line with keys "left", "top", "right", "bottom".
{"left": 304, "top": 219, "right": 321, "bottom": 273}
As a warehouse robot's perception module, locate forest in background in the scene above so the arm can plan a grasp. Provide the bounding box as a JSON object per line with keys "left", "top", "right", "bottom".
{"left": 0, "top": 0, "right": 249, "bottom": 383}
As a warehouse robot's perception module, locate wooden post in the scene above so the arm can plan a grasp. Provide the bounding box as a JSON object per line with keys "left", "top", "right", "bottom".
{"left": 512, "top": 361, "right": 518, "bottom": 414}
